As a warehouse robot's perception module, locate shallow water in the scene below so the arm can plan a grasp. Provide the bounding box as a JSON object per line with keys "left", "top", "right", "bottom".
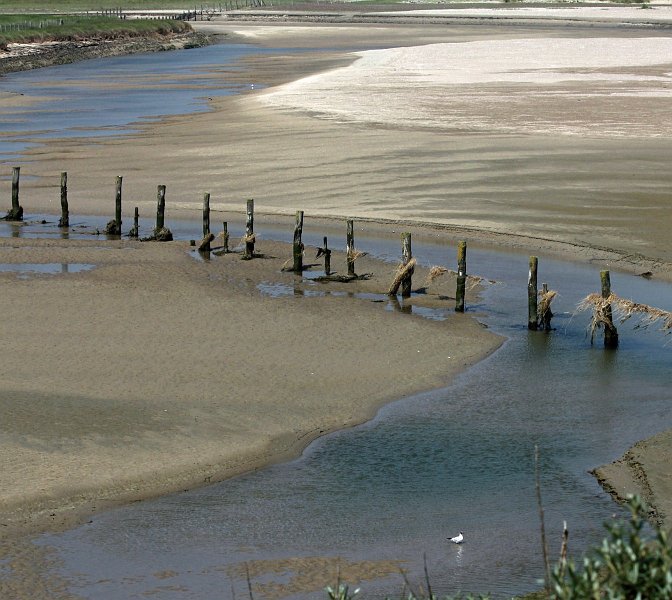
{"left": 0, "top": 43, "right": 278, "bottom": 161}
{"left": 0, "top": 262, "right": 94, "bottom": 277}
{"left": 34, "top": 226, "right": 672, "bottom": 600}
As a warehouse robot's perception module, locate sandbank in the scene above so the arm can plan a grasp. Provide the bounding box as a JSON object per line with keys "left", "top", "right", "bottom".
{"left": 0, "top": 233, "right": 499, "bottom": 540}
{"left": 0, "top": 9, "right": 671, "bottom": 587}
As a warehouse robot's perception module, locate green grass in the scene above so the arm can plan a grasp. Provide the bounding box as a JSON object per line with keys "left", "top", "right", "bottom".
{"left": 0, "top": 14, "right": 190, "bottom": 48}
{"left": 1, "top": 0, "right": 200, "bottom": 11}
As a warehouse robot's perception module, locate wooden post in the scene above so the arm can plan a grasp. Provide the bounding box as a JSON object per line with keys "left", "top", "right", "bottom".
{"left": 202, "top": 192, "right": 210, "bottom": 237}
{"left": 4, "top": 166, "right": 23, "bottom": 221}
{"left": 115, "top": 176, "right": 122, "bottom": 231}
{"left": 156, "top": 185, "right": 166, "bottom": 230}
{"left": 243, "top": 198, "right": 254, "bottom": 259}
{"left": 455, "top": 241, "right": 467, "bottom": 313}
{"left": 388, "top": 257, "right": 416, "bottom": 297}
{"left": 540, "top": 282, "right": 553, "bottom": 331}
{"left": 528, "top": 256, "right": 539, "bottom": 330}
{"left": 222, "top": 221, "right": 229, "bottom": 253}
{"left": 104, "top": 176, "right": 123, "bottom": 235}
{"left": 323, "top": 236, "right": 331, "bottom": 276}
{"left": 601, "top": 270, "right": 619, "bottom": 349}
{"left": 129, "top": 206, "right": 139, "bottom": 238}
{"left": 346, "top": 219, "right": 355, "bottom": 276}
{"left": 198, "top": 233, "right": 215, "bottom": 252}
{"left": 11, "top": 166, "right": 20, "bottom": 214}
{"left": 151, "top": 184, "right": 173, "bottom": 240}
{"left": 401, "top": 232, "right": 412, "bottom": 298}
{"left": 58, "top": 171, "right": 69, "bottom": 227}
{"left": 293, "top": 210, "right": 304, "bottom": 272}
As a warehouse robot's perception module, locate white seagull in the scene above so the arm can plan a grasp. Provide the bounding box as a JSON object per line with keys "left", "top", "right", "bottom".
{"left": 449, "top": 532, "right": 464, "bottom": 544}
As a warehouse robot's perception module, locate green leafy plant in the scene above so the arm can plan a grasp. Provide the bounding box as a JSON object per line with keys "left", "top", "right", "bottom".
{"left": 551, "top": 495, "right": 672, "bottom": 599}
{"left": 326, "top": 582, "right": 360, "bottom": 600}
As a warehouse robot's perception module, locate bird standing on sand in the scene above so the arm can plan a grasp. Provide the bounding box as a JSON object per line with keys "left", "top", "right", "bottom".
{"left": 449, "top": 532, "right": 464, "bottom": 544}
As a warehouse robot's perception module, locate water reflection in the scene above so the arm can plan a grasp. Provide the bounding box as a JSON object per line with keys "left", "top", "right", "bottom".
{"left": 0, "top": 263, "right": 94, "bottom": 278}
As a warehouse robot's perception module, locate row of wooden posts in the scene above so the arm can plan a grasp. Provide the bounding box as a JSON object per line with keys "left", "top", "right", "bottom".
{"left": 2, "top": 167, "right": 620, "bottom": 348}
{"left": 527, "top": 255, "right": 618, "bottom": 348}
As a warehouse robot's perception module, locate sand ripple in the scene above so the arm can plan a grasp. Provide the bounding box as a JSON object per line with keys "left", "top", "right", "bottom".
{"left": 261, "top": 37, "right": 672, "bottom": 137}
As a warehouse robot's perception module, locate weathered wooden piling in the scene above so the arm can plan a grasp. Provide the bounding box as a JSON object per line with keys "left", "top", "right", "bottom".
{"left": 528, "top": 256, "right": 539, "bottom": 330}
{"left": 156, "top": 185, "right": 166, "bottom": 229}
{"left": 540, "top": 282, "right": 554, "bottom": 331}
{"left": 129, "top": 206, "right": 139, "bottom": 238}
{"left": 322, "top": 236, "right": 331, "bottom": 276}
{"left": 222, "top": 221, "right": 229, "bottom": 253}
{"left": 3, "top": 166, "right": 23, "bottom": 221}
{"left": 115, "top": 176, "right": 122, "bottom": 231}
{"left": 197, "top": 193, "right": 211, "bottom": 250}
{"left": 199, "top": 233, "right": 215, "bottom": 252}
{"left": 455, "top": 241, "right": 467, "bottom": 313}
{"left": 150, "top": 184, "right": 173, "bottom": 241}
{"left": 202, "top": 192, "right": 210, "bottom": 237}
{"left": 401, "top": 232, "right": 413, "bottom": 298}
{"left": 243, "top": 199, "right": 254, "bottom": 259}
{"left": 387, "top": 232, "right": 415, "bottom": 297}
{"left": 601, "top": 270, "right": 619, "bottom": 349}
{"left": 346, "top": 219, "right": 355, "bottom": 276}
{"left": 58, "top": 171, "right": 69, "bottom": 227}
{"left": 105, "top": 176, "right": 123, "bottom": 235}
{"left": 293, "top": 210, "right": 304, "bottom": 272}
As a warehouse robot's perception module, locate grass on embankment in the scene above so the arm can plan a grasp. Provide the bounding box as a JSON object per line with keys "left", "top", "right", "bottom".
{"left": 1, "top": 0, "right": 201, "bottom": 11}
{"left": 0, "top": 15, "right": 191, "bottom": 49}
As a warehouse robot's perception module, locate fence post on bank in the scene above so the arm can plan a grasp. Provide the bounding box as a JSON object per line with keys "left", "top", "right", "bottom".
{"left": 401, "top": 232, "right": 412, "bottom": 298}
{"left": 601, "top": 270, "right": 619, "bottom": 349}
{"left": 456, "top": 240, "right": 467, "bottom": 313}
{"left": 293, "top": 210, "right": 304, "bottom": 272}
{"left": 528, "top": 256, "right": 539, "bottom": 330}
{"left": 58, "top": 171, "right": 69, "bottom": 227}
{"left": 243, "top": 198, "right": 254, "bottom": 259}
{"left": 346, "top": 219, "right": 355, "bottom": 276}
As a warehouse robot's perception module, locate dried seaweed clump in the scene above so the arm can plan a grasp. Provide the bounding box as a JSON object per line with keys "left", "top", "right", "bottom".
{"left": 577, "top": 292, "right": 672, "bottom": 342}
{"left": 538, "top": 289, "right": 558, "bottom": 326}
{"left": 425, "top": 266, "right": 448, "bottom": 287}
{"left": 347, "top": 248, "right": 367, "bottom": 262}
